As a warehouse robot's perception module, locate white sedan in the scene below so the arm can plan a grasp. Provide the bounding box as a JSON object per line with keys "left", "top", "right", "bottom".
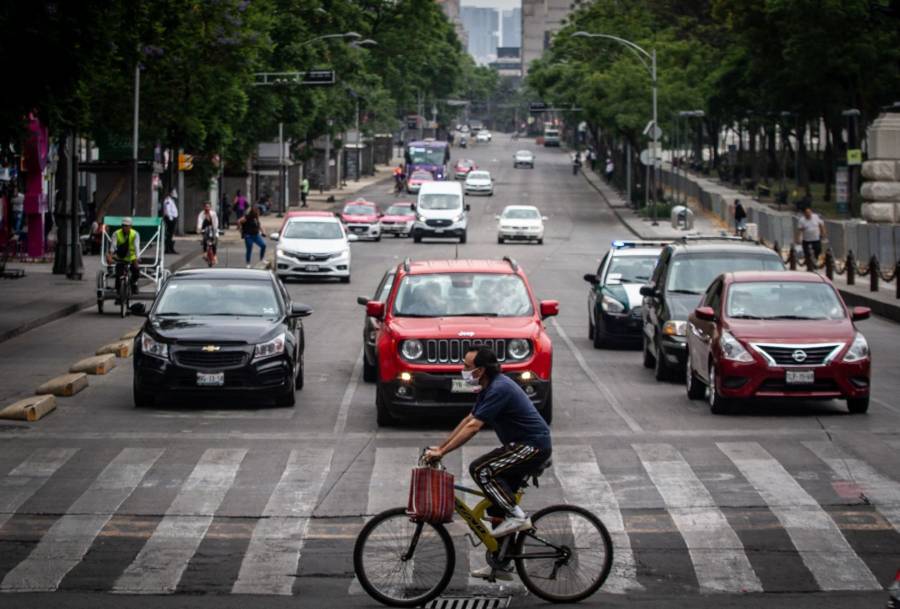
{"left": 496, "top": 205, "right": 547, "bottom": 245}
{"left": 464, "top": 170, "right": 493, "bottom": 196}
{"left": 476, "top": 130, "right": 492, "bottom": 142}
{"left": 513, "top": 150, "right": 534, "bottom": 168}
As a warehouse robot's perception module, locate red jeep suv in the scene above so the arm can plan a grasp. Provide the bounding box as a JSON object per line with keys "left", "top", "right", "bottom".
{"left": 365, "top": 257, "right": 558, "bottom": 426}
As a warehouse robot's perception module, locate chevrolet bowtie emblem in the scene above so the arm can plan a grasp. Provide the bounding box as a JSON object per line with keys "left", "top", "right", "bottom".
{"left": 202, "top": 345, "right": 220, "bottom": 352}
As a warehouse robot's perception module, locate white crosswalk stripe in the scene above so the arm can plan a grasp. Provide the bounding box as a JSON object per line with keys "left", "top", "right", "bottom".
{"left": 633, "top": 443, "right": 761, "bottom": 592}
{"left": 554, "top": 445, "right": 643, "bottom": 593}
{"left": 232, "top": 447, "right": 333, "bottom": 595}
{"left": 113, "top": 448, "right": 247, "bottom": 594}
{"left": 0, "top": 448, "right": 78, "bottom": 532}
{"left": 805, "top": 441, "right": 900, "bottom": 533}
{"left": 718, "top": 442, "right": 881, "bottom": 591}
{"left": 2, "top": 448, "right": 162, "bottom": 592}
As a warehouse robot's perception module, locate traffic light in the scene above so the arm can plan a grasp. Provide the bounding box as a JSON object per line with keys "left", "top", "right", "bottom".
{"left": 178, "top": 153, "right": 193, "bottom": 171}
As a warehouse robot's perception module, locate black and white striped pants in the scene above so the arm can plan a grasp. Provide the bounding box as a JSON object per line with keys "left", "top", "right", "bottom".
{"left": 469, "top": 443, "right": 551, "bottom": 516}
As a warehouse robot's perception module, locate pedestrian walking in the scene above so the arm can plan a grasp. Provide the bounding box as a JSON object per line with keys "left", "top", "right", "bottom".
{"left": 795, "top": 205, "right": 827, "bottom": 265}
{"left": 220, "top": 191, "right": 230, "bottom": 229}
{"left": 162, "top": 189, "right": 179, "bottom": 254}
{"left": 238, "top": 204, "right": 265, "bottom": 268}
{"left": 604, "top": 157, "right": 614, "bottom": 183}
{"left": 587, "top": 148, "right": 596, "bottom": 172}
{"left": 301, "top": 176, "right": 310, "bottom": 207}
{"left": 733, "top": 199, "right": 747, "bottom": 237}
{"left": 572, "top": 151, "right": 582, "bottom": 176}
{"left": 10, "top": 185, "right": 24, "bottom": 238}
{"left": 233, "top": 190, "right": 248, "bottom": 219}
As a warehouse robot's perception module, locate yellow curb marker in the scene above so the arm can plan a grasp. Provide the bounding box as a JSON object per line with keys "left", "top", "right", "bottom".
{"left": 0, "top": 395, "right": 57, "bottom": 422}
{"left": 120, "top": 328, "right": 141, "bottom": 340}
{"left": 35, "top": 373, "right": 89, "bottom": 397}
{"left": 96, "top": 340, "right": 133, "bottom": 358}
{"left": 70, "top": 354, "right": 117, "bottom": 375}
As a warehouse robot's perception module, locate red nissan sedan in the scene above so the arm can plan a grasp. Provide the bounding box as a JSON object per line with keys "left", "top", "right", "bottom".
{"left": 685, "top": 271, "right": 871, "bottom": 414}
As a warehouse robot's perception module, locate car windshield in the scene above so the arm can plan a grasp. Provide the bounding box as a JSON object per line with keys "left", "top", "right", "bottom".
{"left": 393, "top": 273, "right": 533, "bottom": 317}
{"left": 411, "top": 171, "right": 433, "bottom": 181}
{"left": 503, "top": 208, "right": 540, "bottom": 220}
{"left": 408, "top": 146, "right": 445, "bottom": 165}
{"left": 282, "top": 221, "right": 343, "bottom": 240}
{"left": 516, "top": 151, "right": 531, "bottom": 157}
{"left": 385, "top": 205, "right": 412, "bottom": 216}
{"left": 418, "top": 194, "right": 460, "bottom": 210}
{"left": 727, "top": 281, "right": 845, "bottom": 320}
{"left": 666, "top": 253, "right": 784, "bottom": 294}
{"left": 155, "top": 279, "right": 280, "bottom": 317}
{"left": 468, "top": 172, "right": 490, "bottom": 180}
{"left": 607, "top": 255, "right": 658, "bottom": 283}
{"left": 344, "top": 204, "right": 374, "bottom": 215}
{"left": 458, "top": 161, "right": 474, "bottom": 168}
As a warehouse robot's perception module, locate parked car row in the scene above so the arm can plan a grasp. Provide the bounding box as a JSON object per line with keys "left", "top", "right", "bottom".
{"left": 584, "top": 236, "right": 872, "bottom": 415}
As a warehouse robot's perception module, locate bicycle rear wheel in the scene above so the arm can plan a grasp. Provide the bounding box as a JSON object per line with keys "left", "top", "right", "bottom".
{"left": 514, "top": 504, "right": 613, "bottom": 603}
{"left": 353, "top": 507, "right": 455, "bottom": 608}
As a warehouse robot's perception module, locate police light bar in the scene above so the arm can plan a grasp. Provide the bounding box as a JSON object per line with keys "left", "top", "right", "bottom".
{"left": 611, "top": 240, "right": 671, "bottom": 249}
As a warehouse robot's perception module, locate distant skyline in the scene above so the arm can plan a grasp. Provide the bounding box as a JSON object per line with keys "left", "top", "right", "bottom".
{"left": 461, "top": 0, "right": 521, "bottom": 9}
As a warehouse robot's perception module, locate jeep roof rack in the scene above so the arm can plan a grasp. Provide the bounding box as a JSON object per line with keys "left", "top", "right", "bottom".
{"left": 503, "top": 256, "right": 518, "bottom": 271}
{"left": 402, "top": 257, "right": 411, "bottom": 272}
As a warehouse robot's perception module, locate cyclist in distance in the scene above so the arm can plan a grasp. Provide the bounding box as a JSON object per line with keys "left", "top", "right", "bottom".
{"left": 425, "top": 347, "right": 552, "bottom": 581}
{"left": 107, "top": 216, "right": 140, "bottom": 294}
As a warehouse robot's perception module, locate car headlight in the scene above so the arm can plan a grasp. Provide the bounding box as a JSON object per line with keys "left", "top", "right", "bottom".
{"left": 141, "top": 333, "right": 168, "bottom": 360}
{"left": 719, "top": 330, "right": 753, "bottom": 362}
{"left": 662, "top": 320, "right": 687, "bottom": 337}
{"left": 277, "top": 248, "right": 290, "bottom": 259}
{"left": 842, "top": 332, "right": 869, "bottom": 363}
{"left": 507, "top": 339, "right": 531, "bottom": 360}
{"left": 601, "top": 294, "right": 626, "bottom": 315}
{"left": 453, "top": 213, "right": 465, "bottom": 223}
{"left": 332, "top": 249, "right": 349, "bottom": 260}
{"left": 401, "top": 339, "right": 424, "bottom": 361}
{"left": 254, "top": 332, "right": 286, "bottom": 361}
{"left": 417, "top": 214, "right": 427, "bottom": 223}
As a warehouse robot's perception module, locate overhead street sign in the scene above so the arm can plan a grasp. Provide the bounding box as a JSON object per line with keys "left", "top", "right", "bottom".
{"left": 529, "top": 102, "right": 549, "bottom": 112}
{"left": 253, "top": 69, "right": 336, "bottom": 86}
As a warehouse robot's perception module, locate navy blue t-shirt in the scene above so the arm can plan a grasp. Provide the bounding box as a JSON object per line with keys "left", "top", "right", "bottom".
{"left": 472, "top": 374, "right": 551, "bottom": 450}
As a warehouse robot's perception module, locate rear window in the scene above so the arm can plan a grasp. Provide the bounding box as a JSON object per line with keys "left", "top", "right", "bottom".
{"left": 666, "top": 253, "right": 784, "bottom": 294}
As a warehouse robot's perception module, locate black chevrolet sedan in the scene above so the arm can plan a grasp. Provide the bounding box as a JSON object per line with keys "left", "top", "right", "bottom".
{"left": 130, "top": 268, "right": 312, "bottom": 408}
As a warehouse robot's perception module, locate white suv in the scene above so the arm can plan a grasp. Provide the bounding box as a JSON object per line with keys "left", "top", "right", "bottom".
{"left": 272, "top": 215, "right": 357, "bottom": 283}
{"left": 412, "top": 181, "right": 469, "bottom": 244}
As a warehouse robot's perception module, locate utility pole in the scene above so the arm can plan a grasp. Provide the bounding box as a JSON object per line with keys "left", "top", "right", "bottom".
{"left": 132, "top": 62, "right": 140, "bottom": 216}
{"left": 355, "top": 96, "right": 361, "bottom": 181}
{"left": 324, "top": 119, "right": 332, "bottom": 190}
{"left": 278, "top": 121, "right": 285, "bottom": 214}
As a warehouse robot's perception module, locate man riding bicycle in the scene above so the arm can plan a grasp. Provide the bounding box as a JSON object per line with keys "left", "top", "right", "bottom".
{"left": 426, "top": 347, "right": 552, "bottom": 581}
{"left": 106, "top": 216, "right": 140, "bottom": 294}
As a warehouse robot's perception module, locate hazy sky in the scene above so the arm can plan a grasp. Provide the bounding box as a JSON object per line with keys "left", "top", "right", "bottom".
{"left": 461, "top": 0, "right": 521, "bottom": 10}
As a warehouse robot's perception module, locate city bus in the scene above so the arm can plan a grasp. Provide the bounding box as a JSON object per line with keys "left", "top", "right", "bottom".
{"left": 405, "top": 140, "right": 450, "bottom": 180}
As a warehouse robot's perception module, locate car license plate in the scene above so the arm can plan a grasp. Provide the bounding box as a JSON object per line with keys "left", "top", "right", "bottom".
{"left": 786, "top": 370, "right": 815, "bottom": 384}
{"left": 451, "top": 379, "right": 479, "bottom": 393}
{"left": 435, "top": 229, "right": 445, "bottom": 234}
{"left": 197, "top": 372, "right": 224, "bottom": 387}
{"left": 304, "top": 265, "right": 319, "bottom": 272}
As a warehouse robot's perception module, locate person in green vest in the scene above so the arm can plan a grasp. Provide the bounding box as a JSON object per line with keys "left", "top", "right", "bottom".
{"left": 106, "top": 217, "right": 141, "bottom": 294}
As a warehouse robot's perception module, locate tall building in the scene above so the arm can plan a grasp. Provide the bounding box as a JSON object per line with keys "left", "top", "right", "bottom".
{"left": 460, "top": 6, "right": 499, "bottom": 65}
{"left": 501, "top": 8, "right": 521, "bottom": 48}
{"left": 521, "top": 0, "right": 589, "bottom": 76}
{"left": 435, "top": 0, "right": 468, "bottom": 49}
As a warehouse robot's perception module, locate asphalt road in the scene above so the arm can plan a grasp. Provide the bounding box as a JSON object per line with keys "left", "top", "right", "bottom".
{"left": 0, "top": 134, "right": 899, "bottom": 609}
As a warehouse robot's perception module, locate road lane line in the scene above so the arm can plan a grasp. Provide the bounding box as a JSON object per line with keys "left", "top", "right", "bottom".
{"left": 805, "top": 441, "right": 900, "bottom": 533}
{"left": 718, "top": 442, "right": 881, "bottom": 591}
{"left": 872, "top": 396, "right": 900, "bottom": 415}
{"left": 633, "top": 443, "right": 761, "bottom": 592}
{"left": 549, "top": 318, "right": 642, "bottom": 432}
{"left": 333, "top": 348, "right": 364, "bottom": 435}
{"left": 112, "top": 448, "right": 247, "bottom": 594}
{"left": 2, "top": 448, "right": 163, "bottom": 592}
{"left": 0, "top": 448, "right": 77, "bottom": 532}
{"left": 554, "top": 445, "right": 643, "bottom": 593}
{"left": 232, "top": 447, "right": 333, "bottom": 595}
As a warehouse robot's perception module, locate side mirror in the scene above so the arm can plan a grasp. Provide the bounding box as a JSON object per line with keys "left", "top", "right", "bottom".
{"left": 129, "top": 303, "right": 148, "bottom": 317}
{"left": 356, "top": 296, "right": 369, "bottom": 306}
{"left": 583, "top": 273, "right": 599, "bottom": 285}
{"left": 851, "top": 306, "right": 871, "bottom": 321}
{"left": 694, "top": 306, "right": 716, "bottom": 322}
{"left": 495, "top": 215, "right": 501, "bottom": 220}
{"left": 347, "top": 234, "right": 360, "bottom": 242}
{"left": 290, "top": 303, "right": 313, "bottom": 318}
{"left": 639, "top": 285, "right": 657, "bottom": 297}
{"left": 269, "top": 232, "right": 280, "bottom": 240}
{"left": 366, "top": 301, "right": 385, "bottom": 320}
{"left": 410, "top": 203, "right": 416, "bottom": 211}
{"left": 540, "top": 300, "right": 560, "bottom": 319}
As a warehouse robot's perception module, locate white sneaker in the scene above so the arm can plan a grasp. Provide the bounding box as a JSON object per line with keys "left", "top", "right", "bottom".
{"left": 491, "top": 516, "right": 532, "bottom": 538}
{"left": 470, "top": 565, "right": 514, "bottom": 582}
{"left": 245, "top": 264, "right": 252, "bottom": 269}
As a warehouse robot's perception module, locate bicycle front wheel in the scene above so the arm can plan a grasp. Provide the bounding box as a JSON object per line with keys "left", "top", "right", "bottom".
{"left": 118, "top": 278, "right": 128, "bottom": 318}
{"left": 353, "top": 507, "right": 455, "bottom": 608}
{"left": 514, "top": 504, "right": 613, "bottom": 603}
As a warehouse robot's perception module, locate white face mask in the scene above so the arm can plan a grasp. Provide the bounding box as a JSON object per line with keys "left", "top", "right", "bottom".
{"left": 461, "top": 368, "right": 480, "bottom": 386}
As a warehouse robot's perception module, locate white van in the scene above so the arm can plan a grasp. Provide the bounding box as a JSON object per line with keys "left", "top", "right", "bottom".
{"left": 412, "top": 181, "right": 469, "bottom": 244}
{"left": 543, "top": 127, "right": 560, "bottom": 147}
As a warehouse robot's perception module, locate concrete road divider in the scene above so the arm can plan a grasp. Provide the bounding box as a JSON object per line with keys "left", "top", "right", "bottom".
{"left": 120, "top": 328, "right": 141, "bottom": 340}
{"left": 35, "top": 372, "right": 89, "bottom": 397}
{"left": 70, "top": 354, "right": 117, "bottom": 375}
{"left": 96, "top": 340, "right": 133, "bottom": 358}
{"left": 0, "top": 394, "right": 57, "bottom": 422}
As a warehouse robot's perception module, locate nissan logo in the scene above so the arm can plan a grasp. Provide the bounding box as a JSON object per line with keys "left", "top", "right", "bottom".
{"left": 792, "top": 350, "right": 808, "bottom": 363}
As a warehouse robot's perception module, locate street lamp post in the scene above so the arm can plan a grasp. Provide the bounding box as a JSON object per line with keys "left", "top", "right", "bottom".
{"left": 571, "top": 32, "right": 658, "bottom": 223}
{"left": 132, "top": 62, "right": 140, "bottom": 217}
{"left": 677, "top": 110, "right": 705, "bottom": 207}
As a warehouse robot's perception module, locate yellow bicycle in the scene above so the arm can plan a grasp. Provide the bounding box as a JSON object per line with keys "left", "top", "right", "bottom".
{"left": 353, "top": 457, "right": 613, "bottom": 607}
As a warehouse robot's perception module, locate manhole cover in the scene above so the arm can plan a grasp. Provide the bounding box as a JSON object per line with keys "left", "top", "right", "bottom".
{"left": 425, "top": 597, "right": 511, "bottom": 609}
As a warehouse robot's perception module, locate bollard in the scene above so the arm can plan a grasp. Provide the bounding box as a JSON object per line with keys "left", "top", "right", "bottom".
{"left": 806, "top": 247, "right": 816, "bottom": 272}
{"left": 896, "top": 260, "right": 900, "bottom": 300}
{"left": 825, "top": 249, "right": 834, "bottom": 281}
{"left": 788, "top": 246, "right": 797, "bottom": 270}
{"left": 870, "top": 255, "right": 879, "bottom": 293}
{"left": 847, "top": 251, "right": 855, "bottom": 286}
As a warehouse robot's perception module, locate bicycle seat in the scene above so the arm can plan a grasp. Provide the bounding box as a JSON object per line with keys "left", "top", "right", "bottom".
{"left": 521, "top": 458, "right": 552, "bottom": 490}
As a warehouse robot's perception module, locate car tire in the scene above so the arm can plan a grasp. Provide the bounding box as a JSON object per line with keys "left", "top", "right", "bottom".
{"left": 498, "top": 236, "right": 504, "bottom": 244}
{"left": 642, "top": 334, "right": 655, "bottom": 369}
{"left": 588, "top": 317, "right": 595, "bottom": 340}
{"left": 295, "top": 357, "right": 305, "bottom": 391}
{"left": 374, "top": 235, "right": 381, "bottom": 242}
{"left": 654, "top": 342, "right": 672, "bottom": 381}
{"left": 459, "top": 231, "right": 467, "bottom": 244}
{"left": 847, "top": 397, "right": 869, "bottom": 414}
{"left": 276, "top": 378, "right": 296, "bottom": 407}
{"left": 363, "top": 356, "right": 378, "bottom": 383}
{"left": 537, "top": 238, "right": 543, "bottom": 245}
{"left": 340, "top": 276, "right": 351, "bottom": 284}
{"left": 707, "top": 361, "right": 730, "bottom": 415}
{"left": 375, "top": 385, "right": 395, "bottom": 427}
{"left": 685, "top": 352, "right": 705, "bottom": 400}
{"left": 413, "top": 232, "right": 422, "bottom": 244}
{"left": 592, "top": 314, "right": 606, "bottom": 349}
{"left": 540, "top": 386, "right": 553, "bottom": 425}
{"left": 97, "top": 299, "right": 104, "bottom": 314}
{"left": 133, "top": 378, "right": 154, "bottom": 408}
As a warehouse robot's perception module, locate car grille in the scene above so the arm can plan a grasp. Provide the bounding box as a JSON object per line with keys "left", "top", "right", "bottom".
{"left": 425, "top": 219, "right": 452, "bottom": 228}
{"left": 751, "top": 343, "right": 843, "bottom": 366}
{"left": 175, "top": 350, "right": 247, "bottom": 369}
{"left": 285, "top": 251, "right": 333, "bottom": 262}
{"left": 425, "top": 338, "right": 508, "bottom": 363}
